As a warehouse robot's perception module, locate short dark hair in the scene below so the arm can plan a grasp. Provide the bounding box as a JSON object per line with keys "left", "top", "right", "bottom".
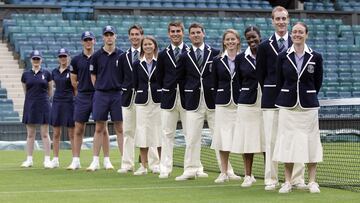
{"left": 293, "top": 21, "right": 308, "bottom": 34}
{"left": 168, "top": 21, "right": 184, "bottom": 33}
{"left": 188, "top": 22, "right": 204, "bottom": 33}
{"left": 128, "top": 24, "right": 144, "bottom": 35}
{"left": 244, "top": 26, "right": 261, "bottom": 38}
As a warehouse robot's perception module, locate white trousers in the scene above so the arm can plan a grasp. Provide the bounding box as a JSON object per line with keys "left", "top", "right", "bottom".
{"left": 159, "top": 93, "right": 187, "bottom": 174}
{"left": 263, "top": 110, "right": 305, "bottom": 185}
{"left": 184, "top": 94, "right": 234, "bottom": 176}
{"left": 121, "top": 103, "right": 159, "bottom": 170}
{"left": 121, "top": 104, "right": 136, "bottom": 170}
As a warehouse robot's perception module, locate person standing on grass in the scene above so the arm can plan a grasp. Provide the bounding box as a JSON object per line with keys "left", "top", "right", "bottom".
{"left": 273, "top": 22, "right": 323, "bottom": 194}
{"left": 20, "top": 50, "right": 53, "bottom": 169}
{"left": 157, "top": 21, "right": 189, "bottom": 179}
{"left": 132, "top": 36, "right": 162, "bottom": 175}
{"left": 87, "top": 26, "right": 124, "bottom": 171}
{"left": 256, "top": 6, "right": 306, "bottom": 191}
{"left": 49, "top": 48, "right": 75, "bottom": 168}
{"left": 69, "top": 31, "right": 113, "bottom": 170}
{"left": 232, "top": 26, "right": 264, "bottom": 187}
{"left": 210, "top": 29, "right": 242, "bottom": 183}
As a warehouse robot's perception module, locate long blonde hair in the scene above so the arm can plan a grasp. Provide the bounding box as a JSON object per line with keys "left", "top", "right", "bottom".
{"left": 221, "top": 29, "right": 241, "bottom": 54}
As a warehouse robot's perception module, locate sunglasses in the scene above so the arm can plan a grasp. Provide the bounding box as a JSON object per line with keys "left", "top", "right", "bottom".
{"left": 58, "top": 55, "right": 68, "bottom": 58}
{"left": 32, "top": 57, "right": 41, "bottom": 61}
{"left": 83, "top": 38, "right": 94, "bottom": 42}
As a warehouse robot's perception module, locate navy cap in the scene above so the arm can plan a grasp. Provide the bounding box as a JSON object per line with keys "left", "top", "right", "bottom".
{"left": 57, "top": 48, "right": 70, "bottom": 57}
{"left": 81, "top": 31, "right": 95, "bottom": 40}
{"left": 30, "top": 50, "right": 42, "bottom": 59}
{"left": 103, "top": 25, "right": 116, "bottom": 35}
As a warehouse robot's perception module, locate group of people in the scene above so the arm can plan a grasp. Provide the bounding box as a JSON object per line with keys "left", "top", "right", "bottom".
{"left": 20, "top": 6, "right": 323, "bottom": 194}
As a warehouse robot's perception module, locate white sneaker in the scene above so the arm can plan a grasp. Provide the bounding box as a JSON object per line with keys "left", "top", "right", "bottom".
{"left": 21, "top": 160, "right": 33, "bottom": 168}
{"left": 227, "top": 172, "right": 241, "bottom": 181}
{"left": 86, "top": 161, "right": 100, "bottom": 172}
{"left": 251, "top": 174, "right": 256, "bottom": 183}
{"left": 103, "top": 160, "right": 114, "bottom": 170}
{"left": 279, "top": 182, "right": 292, "bottom": 194}
{"left": 293, "top": 182, "right": 308, "bottom": 190}
{"left": 51, "top": 159, "right": 59, "bottom": 168}
{"left": 175, "top": 173, "right": 196, "bottom": 181}
{"left": 196, "top": 171, "right": 208, "bottom": 178}
{"left": 308, "top": 182, "right": 320, "bottom": 193}
{"left": 159, "top": 173, "right": 170, "bottom": 179}
{"left": 241, "top": 175, "right": 255, "bottom": 187}
{"left": 214, "top": 173, "right": 229, "bottom": 183}
{"left": 134, "top": 166, "right": 148, "bottom": 176}
{"left": 44, "top": 160, "right": 54, "bottom": 169}
{"left": 117, "top": 167, "right": 133, "bottom": 174}
{"left": 151, "top": 166, "right": 160, "bottom": 174}
{"left": 66, "top": 161, "right": 81, "bottom": 170}
{"left": 265, "top": 183, "right": 279, "bottom": 191}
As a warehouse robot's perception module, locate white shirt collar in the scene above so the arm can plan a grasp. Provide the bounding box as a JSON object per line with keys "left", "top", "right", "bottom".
{"left": 221, "top": 50, "right": 239, "bottom": 58}
{"left": 275, "top": 32, "right": 289, "bottom": 42}
{"left": 244, "top": 47, "right": 256, "bottom": 59}
{"left": 192, "top": 43, "right": 205, "bottom": 51}
{"left": 140, "top": 55, "right": 157, "bottom": 63}
{"left": 131, "top": 46, "right": 141, "bottom": 53}
{"left": 287, "top": 43, "right": 312, "bottom": 55}
{"left": 171, "top": 42, "right": 184, "bottom": 51}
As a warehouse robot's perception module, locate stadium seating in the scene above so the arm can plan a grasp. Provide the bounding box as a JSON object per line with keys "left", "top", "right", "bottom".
{"left": 0, "top": 87, "right": 19, "bottom": 121}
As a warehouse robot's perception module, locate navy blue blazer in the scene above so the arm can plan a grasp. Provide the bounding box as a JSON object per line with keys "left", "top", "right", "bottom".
{"left": 256, "top": 34, "right": 293, "bottom": 108}
{"left": 212, "top": 54, "right": 240, "bottom": 106}
{"left": 235, "top": 48, "right": 260, "bottom": 105}
{"left": 157, "top": 44, "right": 188, "bottom": 110}
{"left": 275, "top": 45, "right": 323, "bottom": 109}
{"left": 133, "top": 59, "right": 161, "bottom": 105}
{"left": 178, "top": 44, "right": 220, "bottom": 111}
{"left": 118, "top": 48, "right": 136, "bottom": 107}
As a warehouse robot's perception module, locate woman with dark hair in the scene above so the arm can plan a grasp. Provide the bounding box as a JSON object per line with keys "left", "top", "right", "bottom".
{"left": 232, "top": 26, "right": 265, "bottom": 187}
{"left": 50, "top": 48, "right": 75, "bottom": 168}
{"left": 211, "top": 29, "right": 242, "bottom": 183}
{"left": 273, "top": 22, "right": 323, "bottom": 194}
{"left": 133, "top": 36, "right": 162, "bottom": 175}
{"left": 21, "top": 50, "right": 53, "bottom": 168}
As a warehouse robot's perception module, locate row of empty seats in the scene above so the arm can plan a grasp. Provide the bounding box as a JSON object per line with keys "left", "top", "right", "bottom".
{"left": 0, "top": 84, "right": 19, "bottom": 122}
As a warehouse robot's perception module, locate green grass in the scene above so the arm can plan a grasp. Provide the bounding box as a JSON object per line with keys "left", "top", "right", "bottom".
{"left": 0, "top": 150, "right": 359, "bottom": 203}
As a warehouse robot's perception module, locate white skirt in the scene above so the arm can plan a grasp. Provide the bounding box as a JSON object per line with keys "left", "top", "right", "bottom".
{"left": 232, "top": 89, "right": 265, "bottom": 153}
{"left": 211, "top": 102, "right": 237, "bottom": 151}
{"left": 273, "top": 105, "right": 323, "bottom": 163}
{"left": 135, "top": 98, "right": 161, "bottom": 148}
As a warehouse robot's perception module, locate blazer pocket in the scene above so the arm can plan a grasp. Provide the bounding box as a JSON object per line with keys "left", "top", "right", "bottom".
{"left": 308, "top": 62, "right": 316, "bottom": 65}
{"left": 210, "top": 88, "right": 214, "bottom": 91}
{"left": 162, "top": 88, "right": 170, "bottom": 92}
{"left": 264, "top": 84, "right": 276, "bottom": 87}
{"left": 122, "top": 88, "right": 127, "bottom": 91}
{"left": 157, "top": 89, "right": 162, "bottom": 92}
{"left": 306, "top": 90, "right": 316, "bottom": 93}
{"left": 184, "top": 89, "right": 193, "bottom": 92}
{"left": 281, "top": 89, "right": 289, "bottom": 92}
{"left": 217, "top": 89, "right": 224, "bottom": 92}
{"left": 136, "top": 90, "right": 143, "bottom": 93}
{"left": 241, "top": 88, "right": 250, "bottom": 91}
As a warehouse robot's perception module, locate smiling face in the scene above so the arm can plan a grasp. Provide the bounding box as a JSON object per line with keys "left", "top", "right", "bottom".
{"left": 168, "top": 25, "right": 184, "bottom": 46}
{"left": 189, "top": 27, "right": 205, "bottom": 47}
{"left": 272, "top": 10, "right": 289, "bottom": 36}
{"left": 129, "top": 28, "right": 143, "bottom": 48}
{"left": 103, "top": 32, "right": 116, "bottom": 46}
{"left": 82, "top": 38, "right": 95, "bottom": 51}
{"left": 291, "top": 23, "right": 308, "bottom": 46}
{"left": 58, "top": 55, "right": 68, "bottom": 66}
{"left": 31, "top": 57, "right": 42, "bottom": 67}
{"left": 223, "top": 32, "right": 240, "bottom": 52}
{"left": 245, "top": 30, "right": 261, "bottom": 52}
{"left": 142, "top": 38, "right": 155, "bottom": 56}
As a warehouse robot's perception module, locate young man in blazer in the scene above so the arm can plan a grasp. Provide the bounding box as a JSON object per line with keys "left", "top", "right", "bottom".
{"left": 175, "top": 23, "right": 223, "bottom": 181}
{"left": 157, "top": 21, "right": 189, "bottom": 178}
{"left": 117, "top": 24, "right": 143, "bottom": 173}
{"left": 256, "top": 6, "right": 306, "bottom": 190}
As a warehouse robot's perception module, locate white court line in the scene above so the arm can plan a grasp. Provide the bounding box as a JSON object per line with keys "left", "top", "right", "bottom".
{"left": 0, "top": 184, "right": 240, "bottom": 195}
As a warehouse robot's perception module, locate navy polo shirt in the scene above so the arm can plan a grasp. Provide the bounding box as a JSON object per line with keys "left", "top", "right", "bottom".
{"left": 70, "top": 52, "right": 95, "bottom": 93}
{"left": 90, "top": 47, "right": 123, "bottom": 91}
{"left": 51, "top": 67, "right": 73, "bottom": 102}
{"left": 21, "top": 68, "right": 51, "bottom": 101}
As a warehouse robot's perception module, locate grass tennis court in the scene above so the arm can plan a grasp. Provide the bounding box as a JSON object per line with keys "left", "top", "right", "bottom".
{"left": 0, "top": 150, "right": 359, "bottom": 203}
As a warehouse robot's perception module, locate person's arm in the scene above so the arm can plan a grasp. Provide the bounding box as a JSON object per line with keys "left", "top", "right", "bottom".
{"left": 21, "top": 73, "right": 26, "bottom": 94}
{"left": 275, "top": 54, "right": 284, "bottom": 97}
{"left": 70, "top": 73, "right": 78, "bottom": 96}
{"left": 22, "top": 83, "right": 26, "bottom": 95}
{"left": 156, "top": 52, "right": 164, "bottom": 88}
{"left": 89, "top": 54, "right": 97, "bottom": 87}
{"left": 314, "top": 53, "right": 323, "bottom": 94}
{"left": 256, "top": 43, "right": 267, "bottom": 89}
{"left": 48, "top": 81, "right": 53, "bottom": 98}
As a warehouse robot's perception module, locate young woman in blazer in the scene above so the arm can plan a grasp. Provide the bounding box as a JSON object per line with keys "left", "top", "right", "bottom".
{"left": 211, "top": 29, "right": 242, "bottom": 183}
{"left": 233, "top": 26, "right": 265, "bottom": 187}
{"left": 133, "top": 36, "right": 162, "bottom": 175}
{"left": 273, "top": 22, "right": 323, "bottom": 194}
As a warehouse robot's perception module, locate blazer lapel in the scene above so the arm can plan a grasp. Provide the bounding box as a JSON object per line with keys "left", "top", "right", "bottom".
{"left": 269, "top": 34, "right": 279, "bottom": 56}
{"left": 149, "top": 60, "right": 157, "bottom": 79}
{"left": 187, "top": 47, "right": 201, "bottom": 74}
{"left": 220, "top": 55, "right": 231, "bottom": 74}
{"left": 286, "top": 52, "right": 298, "bottom": 74}
{"left": 125, "top": 49, "right": 133, "bottom": 71}
{"left": 139, "top": 60, "right": 150, "bottom": 77}
{"left": 201, "top": 45, "right": 212, "bottom": 75}
{"left": 299, "top": 52, "right": 313, "bottom": 78}
{"left": 166, "top": 45, "right": 176, "bottom": 68}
